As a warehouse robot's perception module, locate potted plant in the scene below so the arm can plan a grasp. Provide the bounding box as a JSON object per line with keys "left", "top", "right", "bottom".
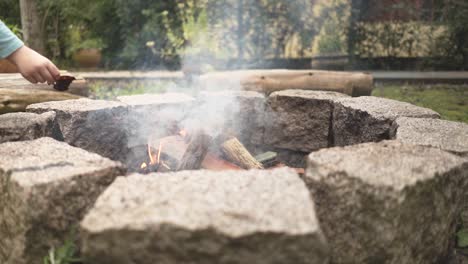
{"left": 67, "top": 26, "right": 105, "bottom": 68}
{"left": 69, "top": 38, "right": 105, "bottom": 68}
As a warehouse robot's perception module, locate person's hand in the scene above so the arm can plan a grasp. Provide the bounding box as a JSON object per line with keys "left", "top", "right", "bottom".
{"left": 7, "top": 45, "right": 60, "bottom": 84}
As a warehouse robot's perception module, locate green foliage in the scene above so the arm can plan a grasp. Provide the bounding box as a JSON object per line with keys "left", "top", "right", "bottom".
{"left": 0, "top": 0, "right": 22, "bottom": 39}
{"left": 0, "top": 0, "right": 337, "bottom": 67}
{"left": 355, "top": 22, "right": 430, "bottom": 58}
{"left": 351, "top": 0, "right": 468, "bottom": 70}
{"left": 2, "top": 0, "right": 467, "bottom": 69}
{"left": 42, "top": 230, "right": 80, "bottom": 264}
{"left": 3, "top": 22, "right": 22, "bottom": 39}
{"left": 111, "top": 0, "right": 177, "bottom": 68}
{"left": 430, "top": 0, "right": 468, "bottom": 69}
{"left": 457, "top": 229, "right": 468, "bottom": 248}
{"left": 352, "top": 0, "right": 432, "bottom": 59}
{"left": 37, "top": 0, "right": 116, "bottom": 62}
{"left": 312, "top": 0, "right": 349, "bottom": 55}
{"left": 241, "top": 0, "right": 315, "bottom": 59}
{"left": 372, "top": 84, "right": 468, "bottom": 123}
{"left": 0, "top": 0, "right": 21, "bottom": 26}
{"left": 66, "top": 25, "right": 105, "bottom": 57}
{"left": 89, "top": 80, "right": 177, "bottom": 99}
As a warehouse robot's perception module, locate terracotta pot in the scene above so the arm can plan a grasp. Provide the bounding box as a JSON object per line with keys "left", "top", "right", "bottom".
{"left": 0, "top": 59, "right": 18, "bottom": 73}
{"left": 72, "top": 48, "right": 102, "bottom": 68}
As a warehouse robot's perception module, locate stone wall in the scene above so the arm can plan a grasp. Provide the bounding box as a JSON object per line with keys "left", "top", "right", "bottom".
{"left": 0, "top": 89, "right": 465, "bottom": 263}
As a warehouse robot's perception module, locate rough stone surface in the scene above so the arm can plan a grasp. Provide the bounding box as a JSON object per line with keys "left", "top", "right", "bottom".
{"left": 0, "top": 137, "right": 125, "bottom": 264}
{"left": 265, "top": 90, "right": 349, "bottom": 152}
{"left": 197, "top": 91, "right": 265, "bottom": 148}
{"left": 0, "top": 111, "right": 62, "bottom": 143}
{"left": 332, "top": 96, "right": 441, "bottom": 146}
{"left": 27, "top": 98, "right": 128, "bottom": 161}
{"left": 304, "top": 141, "right": 468, "bottom": 264}
{"left": 118, "top": 93, "right": 195, "bottom": 148}
{"left": 391, "top": 117, "right": 468, "bottom": 156}
{"left": 81, "top": 168, "right": 329, "bottom": 264}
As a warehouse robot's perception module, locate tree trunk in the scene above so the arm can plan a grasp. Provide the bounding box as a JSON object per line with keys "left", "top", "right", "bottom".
{"left": 347, "top": 0, "right": 364, "bottom": 70}
{"left": 19, "top": 0, "right": 46, "bottom": 54}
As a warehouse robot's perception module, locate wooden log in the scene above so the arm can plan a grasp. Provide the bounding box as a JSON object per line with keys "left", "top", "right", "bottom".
{"left": 148, "top": 134, "right": 245, "bottom": 171}
{"left": 221, "top": 137, "right": 263, "bottom": 169}
{"left": 199, "top": 70, "right": 373, "bottom": 96}
{"left": 0, "top": 71, "right": 89, "bottom": 96}
{"left": 0, "top": 88, "right": 81, "bottom": 114}
{"left": 177, "top": 131, "right": 212, "bottom": 171}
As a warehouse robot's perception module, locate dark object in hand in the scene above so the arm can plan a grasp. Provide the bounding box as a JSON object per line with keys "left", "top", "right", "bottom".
{"left": 53, "top": 75, "right": 76, "bottom": 91}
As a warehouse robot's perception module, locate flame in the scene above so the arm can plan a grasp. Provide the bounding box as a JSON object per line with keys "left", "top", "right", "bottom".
{"left": 148, "top": 140, "right": 164, "bottom": 165}
{"left": 179, "top": 129, "right": 187, "bottom": 138}
{"left": 144, "top": 132, "right": 179, "bottom": 171}
{"left": 157, "top": 141, "right": 162, "bottom": 164}
{"left": 148, "top": 144, "right": 156, "bottom": 165}
{"left": 140, "top": 163, "right": 147, "bottom": 169}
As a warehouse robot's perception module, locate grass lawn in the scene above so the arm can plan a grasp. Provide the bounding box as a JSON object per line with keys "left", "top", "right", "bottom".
{"left": 372, "top": 84, "right": 468, "bottom": 123}
{"left": 89, "top": 80, "right": 177, "bottom": 99}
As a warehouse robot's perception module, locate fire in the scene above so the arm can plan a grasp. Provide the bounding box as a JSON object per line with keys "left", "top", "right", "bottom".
{"left": 147, "top": 139, "right": 164, "bottom": 165}
{"left": 179, "top": 129, "right": 187, "bottom": 138}
{"left": 139, "top": 128, "right": 187, "bottom": 173}
{"left": 148, "top": 144, "right": 156, "bottom": 165}
{"left": 157, "top": 141, "right": 162, "bottom": 164}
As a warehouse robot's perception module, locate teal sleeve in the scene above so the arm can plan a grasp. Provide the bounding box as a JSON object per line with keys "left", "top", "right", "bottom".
{"left": 0, "top": 20, "right": 24, "bottom": 59}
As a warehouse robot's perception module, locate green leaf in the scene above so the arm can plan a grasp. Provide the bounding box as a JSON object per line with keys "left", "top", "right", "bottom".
{"left": 457, "top": 229, "right": 468, "bottom": 248}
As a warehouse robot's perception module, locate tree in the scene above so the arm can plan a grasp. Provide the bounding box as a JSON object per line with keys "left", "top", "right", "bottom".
{"left": 442, "top": 0, "right": 468, "bottom": 69}
{"left": 347, "top": 0, "right": 365, "bottom": 68}
{"left": 19, "top": 0, "right": 46, "bottom": 54}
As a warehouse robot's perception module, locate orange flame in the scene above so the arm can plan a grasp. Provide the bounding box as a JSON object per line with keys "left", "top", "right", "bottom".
{"left": 148, "top": 144, "right": 156, "bottom": 165}
{"left": 157, "top": 141, "right": 162, "bottom": 164}
{"left": 179, "top": 129, "right": 187, "bottom": 138}
{"left": 148, "top": 139, "right": 165, "bottom": 165}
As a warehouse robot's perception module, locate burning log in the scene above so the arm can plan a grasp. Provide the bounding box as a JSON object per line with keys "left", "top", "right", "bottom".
{"left": 144, "top": 132, "right": 262, "bottom": 172}
{"left": 221, "top": 137, "right": 263, "bottom": 169}
{"left": 177, "top": 131, "right": 212, "bottom": 171}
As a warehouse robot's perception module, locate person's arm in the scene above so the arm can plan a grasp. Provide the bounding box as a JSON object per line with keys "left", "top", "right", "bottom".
{"left": 0, "top": 20, "right": 60, "bottom": 84}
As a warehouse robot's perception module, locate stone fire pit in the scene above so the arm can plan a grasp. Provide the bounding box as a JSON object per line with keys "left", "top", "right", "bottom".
{"left": 0, "top": 89, "right": 467, "bottom": 264}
